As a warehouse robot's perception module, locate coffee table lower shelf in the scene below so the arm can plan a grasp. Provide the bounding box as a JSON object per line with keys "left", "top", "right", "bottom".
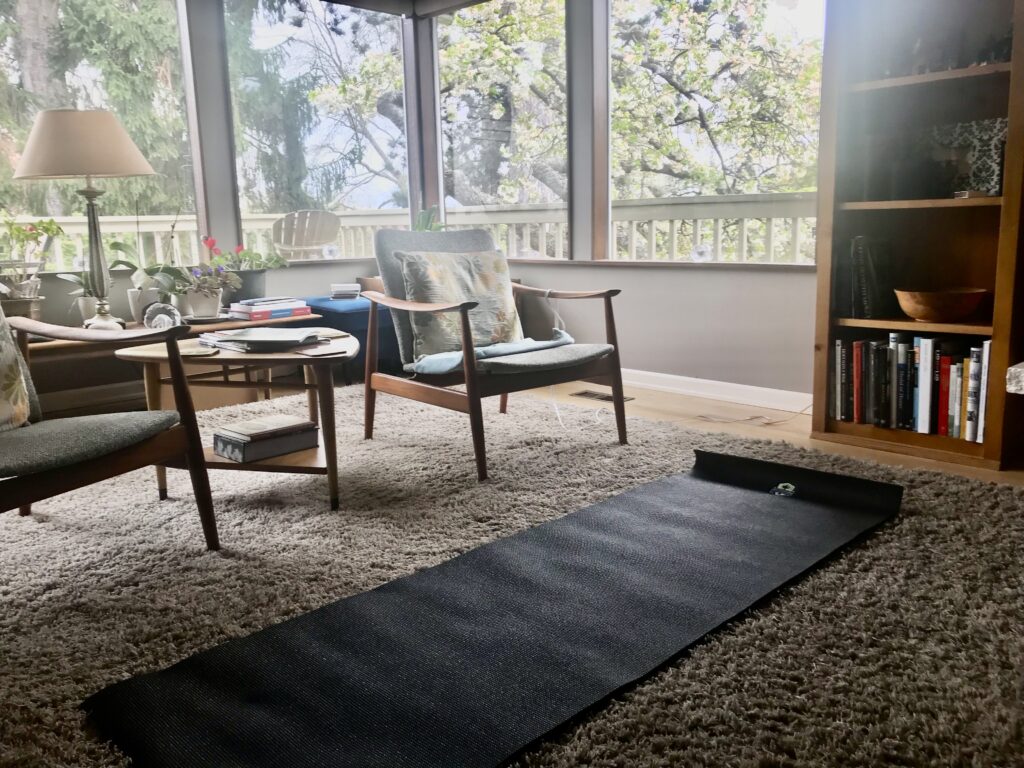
{"left": 201, "top": 445, "right": 328, "bottom": 474}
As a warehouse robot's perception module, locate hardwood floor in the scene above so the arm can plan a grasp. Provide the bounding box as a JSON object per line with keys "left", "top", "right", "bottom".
{"left": 523, "top": 383, "right": 1024, "bottom": 487}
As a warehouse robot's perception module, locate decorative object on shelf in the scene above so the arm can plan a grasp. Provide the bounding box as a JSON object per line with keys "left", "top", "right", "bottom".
{"left": 143, "top": 302, "right": 183, "bottom": 330}
{"left": 930, "top": 118, "right": 1007, "bottom": 197}
{"left": 893, "top": 287, "right": 988, "bottom": 323}
{"left": 13, "top": 109, "right": 155, "bottom": 330}
{"left": 207, "top": 237, "right": 285, "bottom": 303}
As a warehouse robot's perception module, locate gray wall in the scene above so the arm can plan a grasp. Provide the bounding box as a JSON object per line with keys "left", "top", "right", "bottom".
{"left": 508, "top": 263, "right": 817, "bottom": 394}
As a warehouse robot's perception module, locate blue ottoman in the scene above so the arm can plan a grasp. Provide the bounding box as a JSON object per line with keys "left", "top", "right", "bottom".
{"left": 299, "top": 297, "right": 403, "bottom": 378}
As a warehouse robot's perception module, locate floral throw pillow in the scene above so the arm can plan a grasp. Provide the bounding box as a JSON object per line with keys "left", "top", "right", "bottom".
{"left": 0, "top": 303, "right": 30, "bottom": 432}
{"left": 397, "top": 250, "right": 525, "bottom": 360}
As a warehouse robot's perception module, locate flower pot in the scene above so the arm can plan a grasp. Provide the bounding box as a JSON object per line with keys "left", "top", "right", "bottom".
{"left": 171, "top": 293, "right": 192, "bottom": 317}
{"left": 186, "top": 289, "right": 222, "bottom": 319}
{"left": 127, "top": 287, "right": 162, "bottom": 324}
{"left": 238, "top": 269, "right": 267, "bottom": 302}
{"left": 77, "top": 296, "right": 98, "bottom": 324}
{"left": 1, "top": 297, "right": 43, "bottom": 320}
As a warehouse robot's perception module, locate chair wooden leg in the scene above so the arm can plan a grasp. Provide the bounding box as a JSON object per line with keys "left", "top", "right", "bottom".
{"left": 19, "top": 505, "right": 31, "bottom": 516}
{"left": 499, "top": 393, "right": 508, "bottom": 414}
{"left": 609, "top": 364, "right": 628, "bottom": 445}
{"left": 364, "top": 301, "right": 378, "bottom": 440}
{"left": 364, "top": 382, "right": 377, "bottom": 439}
{"left": 184, "top": 454, "right": 219, "bottom": 551}
{"left": 468, "top": 393, "right": 488, "bottom": 481}
{"left": 143, "top": 362, "right": 168, "bottom": 499}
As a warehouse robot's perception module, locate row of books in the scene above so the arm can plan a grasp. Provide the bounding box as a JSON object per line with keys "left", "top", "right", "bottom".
{"left": 228, "top": 296, "right": 312, "bottom": 321}
{"left": 831, "top": 334, "right": 992, "bottom": 442}
{"left": 214, "top": 414, "right": 319, "bottom": 463}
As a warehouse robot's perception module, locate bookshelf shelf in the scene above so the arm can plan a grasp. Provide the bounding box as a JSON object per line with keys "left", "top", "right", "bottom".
{"left": 813, "top": 0, "right": 1024, "bottom": 470}
{"left": 815, "top": 422, "right": 993, "bottom": 467}
{"left": 848, "top": 62, "right": 1012, "bottom": 93}
{"left": 834, "top": 318, "right": 994, "bottom": 335}
{"left": 839, "top": 198, "right": 1003, "bottom": 211}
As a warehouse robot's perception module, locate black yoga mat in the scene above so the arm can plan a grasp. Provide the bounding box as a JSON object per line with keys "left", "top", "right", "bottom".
{"left": 84, "top": 451, "right": 902, "bottom": 768}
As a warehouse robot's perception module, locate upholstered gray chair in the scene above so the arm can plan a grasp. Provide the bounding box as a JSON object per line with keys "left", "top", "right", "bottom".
{"left": 364, "top": 228, "right": 627, "bottom": 481}
{"left": 1, "top": 316, "right": 219, "bottom": 550}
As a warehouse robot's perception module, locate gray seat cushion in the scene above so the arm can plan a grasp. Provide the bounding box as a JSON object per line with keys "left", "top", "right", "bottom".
{"left": 0, "top": 411, "right": 179, "bottom": 478}
{"left": 477, "top": 343, "right": 614, "bottom": 374}
{"left": 374, "top": 229, "right": 497, "bottom": 365}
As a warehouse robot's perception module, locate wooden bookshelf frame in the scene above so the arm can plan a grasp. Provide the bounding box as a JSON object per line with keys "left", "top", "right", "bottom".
{"left": 812, "top": 0, "right": 1023, "bottom": 469}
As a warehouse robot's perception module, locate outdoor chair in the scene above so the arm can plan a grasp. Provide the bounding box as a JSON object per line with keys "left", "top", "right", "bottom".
{"left": 364, "top": 228, "right": 627, "bottom": 481}
{"left": 271, "top": 210, "right": 341, "bottom": 261}
{"left": 1, "top": 315, "right": 219, "bottom": 550}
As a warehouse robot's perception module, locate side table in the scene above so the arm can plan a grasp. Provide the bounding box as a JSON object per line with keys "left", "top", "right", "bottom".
{"left": 116, "top": 334, "right": 359, "bottom": 510}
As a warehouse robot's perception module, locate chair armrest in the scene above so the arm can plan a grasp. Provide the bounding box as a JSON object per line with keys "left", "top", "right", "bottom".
{"left": 362, "top": 290, "right": 478, "bottom": 314}
{"left": 8, "top": 316, "right": 190, "bottom": 345}
{"left": 512, "top": 284, "right": 621, "bottom": 300}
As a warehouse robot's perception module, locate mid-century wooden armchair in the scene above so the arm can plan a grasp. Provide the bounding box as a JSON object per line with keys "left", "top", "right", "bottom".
{"left": 364, "top": 229, "right": 627, "bottom": 481}
{"left": 1, "top": 317, "right": 219, "bottom": 550}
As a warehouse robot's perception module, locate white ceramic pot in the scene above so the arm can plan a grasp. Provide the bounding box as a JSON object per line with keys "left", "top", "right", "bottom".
{"left": 186, "top": 289, "right": 222, "bottom": 319}
{"left": 127, "top": 287, "right": 162, "bottom": 324}
{"left": 171, "top": 292, "right": 192, "bottom": 317}
{"left": 77, "top": 296, "right": 98, "bottom": 324}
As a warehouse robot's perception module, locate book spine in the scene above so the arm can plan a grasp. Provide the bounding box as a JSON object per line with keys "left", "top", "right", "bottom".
{"left": 912, "top": 338, "right": 920, "bottom": 431}
{"left": 978, "top": 340, "right": 991, "bottom": 443}
{"left": 938, "top": 356, "right": 951, "bottom": 437}
{"left": 834, "top": 340, "right": 842, "bottom": 420}
{"left": 950, "top": 364, "right": 961, "bottom": 438}
{"left": 229, "top": 307, "right": 312, "bottom": 321}
{"left": 866, "top": 342, "right": 876, "bottom": 425}
{"left": 841, "top": 341, "right": 852, "bottom": 421}
{"left": 853, "top": 341, "right": 864, "bottom": 424}
{"left": 966, "top": 347, "right": 982, "bottom": 442}
{"left": 888, "top": 333, "right": 899, "bottom": 427}
{"left": 917, "top": 338, "right": 933, "bottom": 434}
{"left": 896, "top": 342, "right": 908, "bottom": 429}
{"left": 959, "top": 358, "right": 970, "bottom": 440}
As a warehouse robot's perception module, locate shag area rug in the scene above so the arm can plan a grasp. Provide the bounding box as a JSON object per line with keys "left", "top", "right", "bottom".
{"left": 1, "top": 388, "right": 1022, "bottom": 767}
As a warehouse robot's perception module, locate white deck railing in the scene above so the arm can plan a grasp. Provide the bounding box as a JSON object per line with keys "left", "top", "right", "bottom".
{"left": 23, "top": 192, "right": 816, "bottom": 270}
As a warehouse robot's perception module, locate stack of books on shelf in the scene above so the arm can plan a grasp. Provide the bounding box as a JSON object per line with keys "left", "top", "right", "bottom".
{"left": 831, "top": 334, "right": 992, "bottom": 442}
{"left": 198, "top": 327, "right": 321, "bottom": 353}
{"left": 330, "top": 283, "right": 361, "bottom": 299}
{"left": 213, "top": 414, "right": 318, "bottom": 463}
{"left": 228, "top": 297, "right": 311, "bottom": 320}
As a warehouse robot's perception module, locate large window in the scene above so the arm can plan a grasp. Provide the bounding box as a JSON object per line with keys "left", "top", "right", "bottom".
{"left": 224, "top": 0, "right": 409, "bottom": 258}
{"left": 438, "top": 1, "right": 569, "bottom": 259}
{"left": 609, "top": 0, "right": 823, "bottom": 262}
{"left": 0, "top": 0, "right": 197, "bottom": 268}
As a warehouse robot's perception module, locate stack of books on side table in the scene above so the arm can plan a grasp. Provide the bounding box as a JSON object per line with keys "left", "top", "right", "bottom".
{"left": 214, "top": 414, "right": 318, "bottom": 462}
{"left": 229, "top": 297, "right": 311, "bottom": 320}
{"left": 330, "top": 283, "right": 360, "bottom": 300}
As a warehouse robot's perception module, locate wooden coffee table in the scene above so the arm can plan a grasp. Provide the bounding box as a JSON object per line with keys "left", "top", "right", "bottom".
{"left": 117, "top": 334, "right": 360, "bottom": 510}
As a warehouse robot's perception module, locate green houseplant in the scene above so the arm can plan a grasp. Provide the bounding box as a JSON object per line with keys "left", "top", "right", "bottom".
{"left": 206, "top": 236, "right": 286, "bottom": 304}
{"left": 108, "top": 241, "right": 190, "bottom": 323}
{"left": 0, "top": 214, "right": 63, "bottom": 318}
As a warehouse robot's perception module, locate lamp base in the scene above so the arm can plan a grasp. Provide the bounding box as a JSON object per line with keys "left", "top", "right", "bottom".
{"left": 83, "top": 299, "right": 126, "bottom": 330}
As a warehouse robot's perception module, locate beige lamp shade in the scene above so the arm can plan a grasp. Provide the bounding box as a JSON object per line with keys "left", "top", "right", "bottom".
{"left": 13, "top": 109, "right": 155, "bottom": 180}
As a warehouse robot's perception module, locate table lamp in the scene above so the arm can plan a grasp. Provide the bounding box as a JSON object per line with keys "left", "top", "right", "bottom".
{"left": 14, "top": 109, "right": 155, "bottom": 329}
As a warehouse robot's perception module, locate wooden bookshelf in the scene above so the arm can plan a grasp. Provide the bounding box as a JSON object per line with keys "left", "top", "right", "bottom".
{"left": 839, "top": 197, "right": 1002, "bottom": 211}
{"left": 849, "top": 62, "right": 1012, "bottom": 93}
{"left": 834, "top": 318, "right": 994, "bottom": 335}
{"left": 812, "top": 0, "right": 1024, "bottom": 470}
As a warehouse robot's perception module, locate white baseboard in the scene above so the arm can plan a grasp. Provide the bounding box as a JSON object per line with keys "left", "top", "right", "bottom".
{"left": 620, "top": 369, "right": 812, "bottom": 413}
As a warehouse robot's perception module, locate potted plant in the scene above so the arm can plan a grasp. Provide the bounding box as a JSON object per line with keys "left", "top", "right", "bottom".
{"left": 178, "top": 263, "right": 241, "bottom": 318}
{"left": 108, "top": 242, "right": 190, "bottom": 323}
{"left": 55, "top": 270, "right": 102, "bottom": 323}
{"left": 0, "top": 214, "right": 63, "bottom": 318}
{"left": 206, "top": 236, "right": 287, "bottom": 304}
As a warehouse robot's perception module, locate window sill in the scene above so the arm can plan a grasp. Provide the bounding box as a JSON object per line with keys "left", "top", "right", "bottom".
{"left": 508, "top": 258, "right": 816, "bottom": 271}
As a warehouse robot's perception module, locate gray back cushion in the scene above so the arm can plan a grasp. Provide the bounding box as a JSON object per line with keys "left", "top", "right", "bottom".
{"left": 375, "top": 229, "right": 496, "bottom": 364}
